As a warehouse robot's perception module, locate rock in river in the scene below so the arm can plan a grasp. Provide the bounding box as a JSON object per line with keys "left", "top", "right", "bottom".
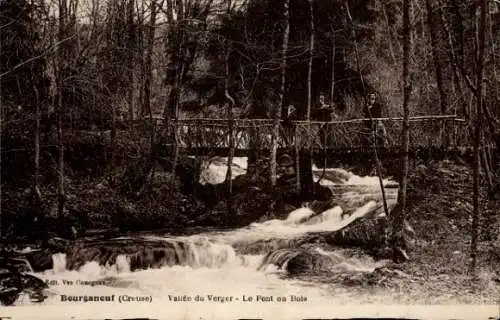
{"left": 0, "top": 270, "right": 48, "bottom": 306}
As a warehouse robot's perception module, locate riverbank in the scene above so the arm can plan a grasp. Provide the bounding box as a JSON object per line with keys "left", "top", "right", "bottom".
{"left": 295, "top": 160, "right": 500, "bottom": 304}
{"left": 1, "top": 150, "right": 336, "bottom": 244}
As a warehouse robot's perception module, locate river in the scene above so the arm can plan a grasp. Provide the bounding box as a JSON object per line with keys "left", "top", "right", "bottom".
{"left": 7, "top": 159, "right": 404, "bottom": 319}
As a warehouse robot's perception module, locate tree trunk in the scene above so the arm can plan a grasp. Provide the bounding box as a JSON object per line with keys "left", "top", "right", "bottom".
{"left": 346, "top": 0, "right": 389, "bottom": 217}
{"left": 161, "top": 0, "right": 174, "bottom": 188}
{"left": 392, "top": 0, "right": 413, "bottom": 263}
{"left": 438, "top": 9, "right": 467, "bottom": 117}
{"left": 70, "top": 0, "right": 79, "bottom": 135}
{"left": 487, "top": 9, "right": 499, "bottom": 188}
{"left": 33, "top": 84, "right": 41, "bottom": 203}
{"left": 299, "top": 151, "right": 314, "bottom": 198}
{"left": 127, "top": 0, "right": 136, "bottom": 121}
{"left": 306, "top": 0, "right": 314, "bottom": 122}
{"left": 171, "top": 131, "right": 179, "bottom": 191}
{"left": 270, "top": 0, "right": 290, "bottom": 187}
{"left": 470, "top": 0, "right": 487, "bottom": 275}
{"left": 299, "top": 0, "right": 315, "bottom": 197}
{"left": 382, "top": 3, "right": 397, "bottom": 64}
{"left": 489, "top": 7, "right": 499, "bottom": 104}
{"left": 295, "top": 127, "right": 301, "bottom": 194}
{"left": 57, "top": 0, "right": 67, "bottom": 219}
{"left": 224, "top": 48, "right": 234, "bottom": 184}
{"left": 144, "top": 0, "right": 157, "bottom": 192}
{"left": 143, "top": 0, "right": 155, "bottom": 122}
{"left": 110, "top": 103, "right": 116, "bottom": 182}
{"left": 162, "top": 0, "right": 181, "bottom": 120}
{"left": 481, "top": 147, "right": 494, "bottom": 190}
{"left": 137, "top": 0, "right": 145, "bottom": 119}
{"left": 224, "top": 0, "right": 234, "bottom": 194}
{"left": 167, "top": 0, "right": 184, "bottom": 191}
{"left": 57, "top": 72, "right": 65, "bottom": 218}
{"left": 420, "top": 14, "right": 431, "bottom": 104}
{"left": 425, "top": 0, "right": 447, "bottom": 115}
{"left": 320, "top": 34, "right": 335, "bottom": 183}
{"left": 330, "top": 36, "right": 335, "bottom": 106}
{"left": 225, "top": 45, "right": 235, "bottom": 214}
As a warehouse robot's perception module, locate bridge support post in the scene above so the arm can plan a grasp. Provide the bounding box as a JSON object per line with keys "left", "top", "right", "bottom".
{"left": 295, "top": 125, "right": 300, "bottom": 194}
{"left": 298, "top": 150, "right": 314, "bottom": 199}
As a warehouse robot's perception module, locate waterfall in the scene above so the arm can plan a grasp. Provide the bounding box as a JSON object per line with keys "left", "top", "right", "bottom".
{"left": 285, "top": 207, "right": 315, "bottom": 224}
{"left": 52, "top": 253, "right": 67, "bottom": 274}
{"left": 115, "top": 255, "right": 130, "bottom": 273}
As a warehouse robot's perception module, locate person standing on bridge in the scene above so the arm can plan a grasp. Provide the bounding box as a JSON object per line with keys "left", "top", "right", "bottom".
{"left": 313, "top": 93, "right": 337, "bottom": 121}
{"left": 311, "top": 93, "right": 337, "bottom": 148}
{"left": 363, "top": 92, "right": 388, "bottom": 147}
{"left": 283, "top": 105, "right": 297, "bottom": 144}
{"left": 285, "top": 105, "right": 297, "bottom": 121}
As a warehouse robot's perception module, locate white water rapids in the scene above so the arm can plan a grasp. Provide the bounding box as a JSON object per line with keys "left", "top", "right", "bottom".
{"left": 7, "top": 158, "right": 406, "bottom": 319}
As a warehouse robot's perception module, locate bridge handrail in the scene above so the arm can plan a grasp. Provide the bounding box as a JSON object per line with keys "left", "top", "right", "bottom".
{"left": 148, "top": 114, "right": 473, "bottom": 151}
{"left": 161, "top": 114, "right": 465, "bottom": 125}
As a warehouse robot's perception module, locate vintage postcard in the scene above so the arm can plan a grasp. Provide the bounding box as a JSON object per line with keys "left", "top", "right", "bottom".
{"left": 1, "top": 0, "right": 499, "bottom": 319}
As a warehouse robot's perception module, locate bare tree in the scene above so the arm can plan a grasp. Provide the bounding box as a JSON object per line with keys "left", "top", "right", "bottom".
{"left": 306, "top": 0, "right": 314, "bottom": 123}
{"left": 270, "top": 0, "right": 290, "bottom": 187}
{"left": 224, "top": 44, "right": 235, "bottom": 190}
{"left": 425, "top": 0, "right": 448, "bottom": 115}
{"left": 164, "top": 0, "right": 181, "bottom": 191}
{"left": 127, "top": 0, "right": 136, "bottom": 121}
{"left": 163, "top": 0, "right": 215, "bottom": 191}
{"left": 145, "top": 0, "right": 159, "bottom": 191}
{"left": 300, "top": 0, "right": 315, "bottom": 197}
{"left": 224, "top": 0, "right": 236, "bottom": 208}
{"left": 470, "top": 0, "right": 487, "bottom": 275}
{"left": 438, "top": 5, "right": 467, "bottom": 117}
{"left": 392, "top": 0, "right": 413, "bottom": 263}
{"left": 143, "top": 0, "right": 157, "bottom": 123}
{"left": 345, "top": 0, "right": 389, "bottom": 217}
{"left": 488, "top": 4, "right": 499, "bottom": 103}
{"left": 106, "top": 0, "right": 119, "bottom": 186}
{"left": 330, "top": 30, "right": 335, "bottom": 106}
{"left": 56, "top": 0, "right": 68, "bottom": 218}
{"left": 33, "top": 84, "right": 41, "bottom": 203}
{"left": 381, "top": 2, "right": 397, "bottom": 64}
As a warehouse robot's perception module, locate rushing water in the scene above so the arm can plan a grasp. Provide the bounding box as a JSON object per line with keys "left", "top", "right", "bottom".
{"left": 8, "top": 158, "right": 402, "bottom": 318}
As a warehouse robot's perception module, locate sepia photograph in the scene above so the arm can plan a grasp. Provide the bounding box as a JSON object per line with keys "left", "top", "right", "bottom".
{"left": 0, "top": 0, "right": 499, "bottom": 319}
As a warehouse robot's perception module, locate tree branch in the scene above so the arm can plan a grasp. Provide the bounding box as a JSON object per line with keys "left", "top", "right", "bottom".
{"left": 0, "top": 34, "right": 76, "bottom": 79}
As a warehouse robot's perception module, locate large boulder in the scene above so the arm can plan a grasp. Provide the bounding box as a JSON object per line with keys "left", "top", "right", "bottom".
{"left": 257, "top": 247, "right": 342, "bottom": 275}
{"left": 0, "top": 271, "right": 48, "bottom": 306}
{"left": 285, "top": 249, "right": 336, "bottom": 275}
{"left": 305, "top": 216, "right": 389, "bottom": 250}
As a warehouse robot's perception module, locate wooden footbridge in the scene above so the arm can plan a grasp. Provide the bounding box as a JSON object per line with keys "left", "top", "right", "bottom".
{"left": 143, "top": 115, "right": 473, "bottom": 158}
